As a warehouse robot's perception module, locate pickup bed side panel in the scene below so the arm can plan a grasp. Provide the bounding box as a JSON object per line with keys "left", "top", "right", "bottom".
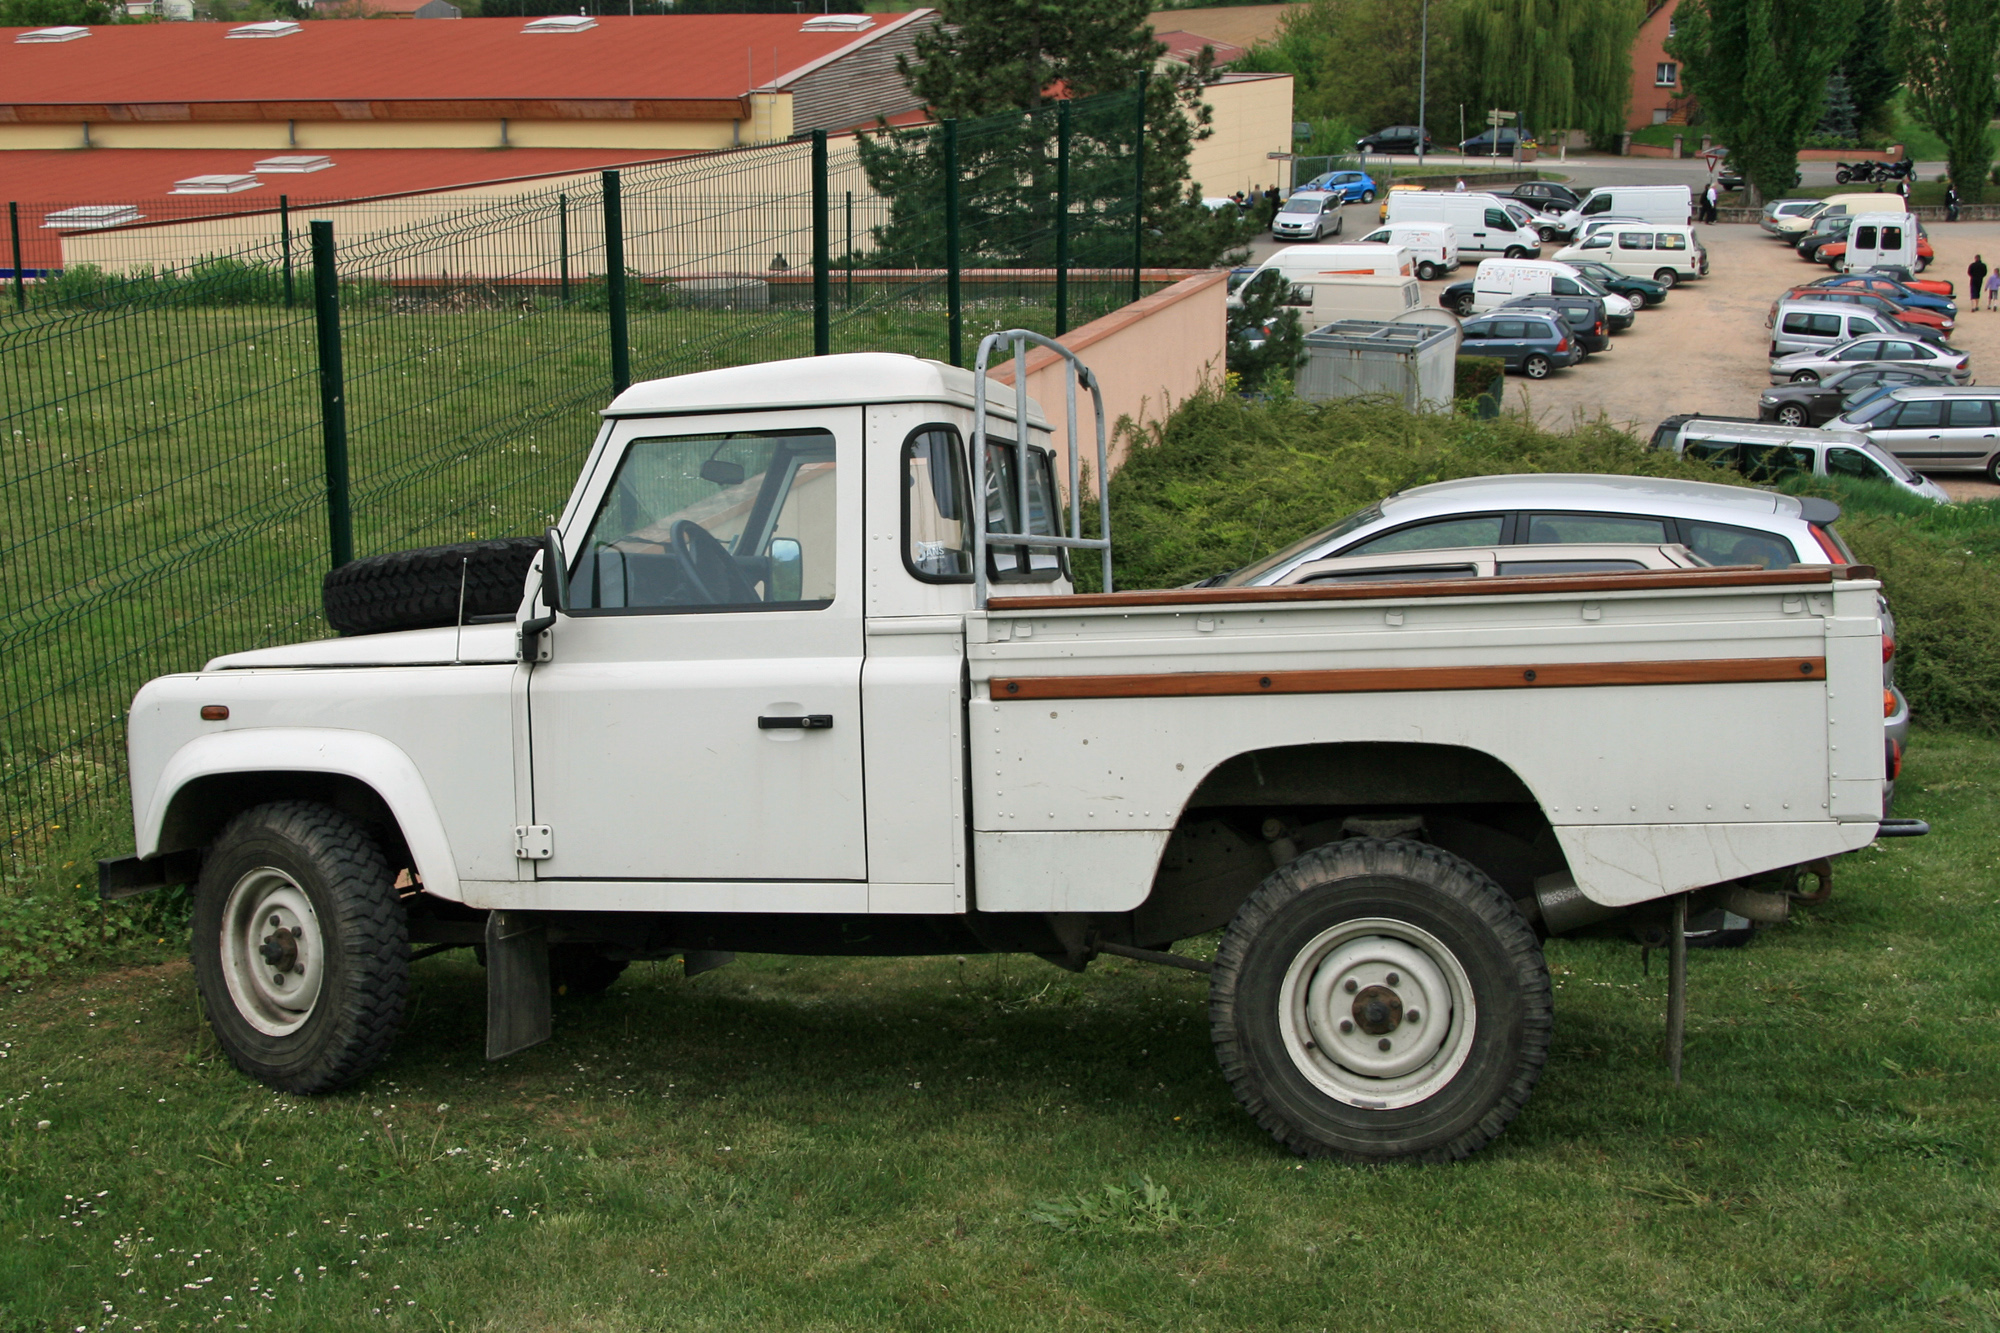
{"left": 968, "top": 578, "right": 1877, "bottom": 912}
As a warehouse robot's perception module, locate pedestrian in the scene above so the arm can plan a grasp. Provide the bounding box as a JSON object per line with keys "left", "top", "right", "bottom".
{"left": 1702, "top": 180, "right": 1718, "bottom": 224}
{"left": 1946, "top": 181, "right": 1960, "bottom": 222}
{"left": 1897, "top": 176, "right": 1911, "bottom": 204}
{"left": 1454, "top": 177, "right": 1467, "bottom": 193}
{"left": 1988, "top": 268, "right": 2000, "bottom": 312}
{"left": 1972, "top": 255, "right": 1989, "bottom": 311}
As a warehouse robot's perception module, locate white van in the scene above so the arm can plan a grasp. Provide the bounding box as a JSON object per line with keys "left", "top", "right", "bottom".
{"left": 1554, "top": 185, "right": 1691, "bottom": 238}
{"left": 1354, "top": 222, "right": 1459, "bottom": 280}
{"left": 1553, "top": 224, "right": 1709, "bottom": 286}
{"left": 1227, "top": 243, "right": 1414, "bottom": 308}
{"left": 1305, "top": 274, "right": 1424, "bottom": 325}
{"left": 1384, "top": 191, "right": 1542, "bottom": 258}
{"left": 1770, "top": 192, "right": 1900, "bottom": 239}
{"left": 1842, "top": 212, "right": 1920, "bottom": 273}
{"left": 1468, "top": 257, "right": 1634, "bottom": 320}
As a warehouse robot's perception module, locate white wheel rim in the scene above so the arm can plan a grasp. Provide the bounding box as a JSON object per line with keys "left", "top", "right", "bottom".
{"left": 1277, "top": 917, "right": 1478, "bottom": 1110}
{"left": 219, "top": 868, "right": 326, "bottom": 1036}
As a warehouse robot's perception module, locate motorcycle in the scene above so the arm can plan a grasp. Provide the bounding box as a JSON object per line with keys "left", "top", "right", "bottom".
{"left": 1833, "top": 160, "right": 1914, "bottom": 185}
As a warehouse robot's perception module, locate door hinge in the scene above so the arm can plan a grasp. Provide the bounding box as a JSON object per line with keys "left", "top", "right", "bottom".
{"left": 513, "top": 825, "right": 553, "bottom": 860}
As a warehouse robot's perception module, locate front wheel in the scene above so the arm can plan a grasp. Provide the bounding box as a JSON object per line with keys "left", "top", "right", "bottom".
{"left": 1452, "top": 292, "right": 1476, "bottom": 316}
{"left": 1504, "top": 246, "right": 1529, "bottom": 259}
{"left": 1522, "top": 354, "right": 1552, "bottom": 379}
{"left": 1790, "top": 369, "right": 1821, "bottom": 384}
{"left": 1625, "top": 291, "right": 1648, "bottom": 310}
{"left": 1836, "top": 169, "right": 1853, "bottom": 184}
{"left": 1776, "top": 403, "right": 1811, "bottom": 426}
{"left": 1209, "top": 839, "right": 1552, "bottom": 1162}
{"left": 1417, "top": 261, "right": 1439, "bottom": 281}
{"left": 191, "top": 802, "right": 409, "bottom": 1094}
{"left": 1653, "top": 269, "right": 1679, "bottom": 289}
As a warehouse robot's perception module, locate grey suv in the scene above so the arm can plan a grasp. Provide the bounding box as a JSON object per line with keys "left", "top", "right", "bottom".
{"left": 1501, "top": 293, "right": 1612, "bottom": 354}
{"left": 1457, "top": 310, "right": 1579, "bottom": 378}
{"left": 1834, "top": 386, "right": 2000, "bottom": 482}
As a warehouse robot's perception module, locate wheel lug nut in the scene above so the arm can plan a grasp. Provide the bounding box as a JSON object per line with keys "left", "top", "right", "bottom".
{"left": 1386, "top": 972, "right": 1400, "bottom": 986}
{"left": 1406, "top": 1010, "right": 1420, "bottom": 1023}
{"left": 272, "top": 973, "right": 285, "bottom": 986}
{"left": 1343, "top": 979, "right": 1358, "bottom": 994}
{"left": 1339, "top": 1019, "right": 1353, "bottom": 1034}
{"left": 1377, "top": 1038, "right": 1392, "bottom": 1051}
{"left": 268, "top": 914, "right": 280, "bottom": 927}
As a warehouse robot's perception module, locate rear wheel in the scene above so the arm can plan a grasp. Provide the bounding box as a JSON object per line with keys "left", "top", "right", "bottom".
{"left": 1790, "top": 369, "right": 1821, "bottom": 383}
{"left": 1836, "top": 169, "right": 1853, "bottom": 184}
{"left": 191, "top": 802, "right": 409, "bottom": 1094}
{"left": 1776, "top": 403, "right": 1811, "bottom": 426}
{"left": 1209, "top": 839, "right": 1552, "bottom": 1162}
{"left": 1985, "top": 454, "right": 2000, "bottom": 486}
{"left": 1653, "top": 269, "right": 1679, "bottom": 288}
{"left": 1417, "top": 261, "right": 1439, "bottom": 281}
{"left": 1523, "top": 354, "right": 1552, "bottom": 379}
{"left": 1362, "top": 189, "right": 1376, "bottom": 203}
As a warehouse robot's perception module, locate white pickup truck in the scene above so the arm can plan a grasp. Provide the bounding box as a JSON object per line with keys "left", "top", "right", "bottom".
{"left": 107, "top": 338, "right": 1919, "bottom": 1163}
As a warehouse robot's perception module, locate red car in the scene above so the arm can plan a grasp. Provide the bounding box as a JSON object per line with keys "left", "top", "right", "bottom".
{"left": 1807, "top": 273, "right": 1958, "bottom": 315}
{"left": 1776, "top": 285, "right": 1954, "bottom": 335}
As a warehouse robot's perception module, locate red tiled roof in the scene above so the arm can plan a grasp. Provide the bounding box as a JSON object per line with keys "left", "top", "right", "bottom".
{"left": 0, "top": 13, "right": 923, "bottom": 107}
{"left": 1153, "top": 30, "right": 1247, "bottom": 67}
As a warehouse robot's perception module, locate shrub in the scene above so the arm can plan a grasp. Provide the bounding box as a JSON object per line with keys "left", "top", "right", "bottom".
{"left": 1454, "top": 356, "right": 1504, "bottom": 401}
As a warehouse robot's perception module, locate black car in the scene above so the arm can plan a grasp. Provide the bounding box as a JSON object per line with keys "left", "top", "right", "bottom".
{"left": 1356, "top": 125, "right": 1433, "bottom": 155}
{"left": 1501, "top": 293, "right": 1611, "bottom": 354}
{"left": 1506, "top": 182, "right": 1581, "bottom": 214}
{"left": 1460, "top": 128, "right": 1531, "bottom": 155}
{"left": 1796, "top": 216, "right": 1854, "bottom": 263}
{"left": 1755, "top": 364, "right": 1960, "bottom": 427}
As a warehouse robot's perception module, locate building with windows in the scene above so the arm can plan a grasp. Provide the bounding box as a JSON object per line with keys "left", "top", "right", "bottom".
{"left": 1627, "top": 0, "right": 1691, "bottom": 130}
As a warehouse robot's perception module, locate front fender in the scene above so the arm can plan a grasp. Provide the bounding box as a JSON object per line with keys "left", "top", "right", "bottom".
{"left": 137, "top": 727, "right": 463, "bottom": 902}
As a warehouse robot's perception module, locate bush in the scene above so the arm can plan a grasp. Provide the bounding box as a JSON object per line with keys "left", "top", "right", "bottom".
{"left": 1454, "top": 356, "right": 1503, "bottom": 401}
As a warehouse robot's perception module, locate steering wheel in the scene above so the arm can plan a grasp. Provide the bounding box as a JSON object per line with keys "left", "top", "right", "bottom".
{"left": 669, "top": 520, "right": 761, "bottom": 605}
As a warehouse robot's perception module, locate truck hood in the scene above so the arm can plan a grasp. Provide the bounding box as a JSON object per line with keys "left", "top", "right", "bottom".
{"left": 206, "top": 622, "right": 518, "bottom": 670}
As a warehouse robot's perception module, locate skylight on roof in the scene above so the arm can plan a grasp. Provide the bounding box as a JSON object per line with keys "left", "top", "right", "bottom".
{"left": 173, "top": 174, "right": 262, "bottom": 195}
{"left": 15, "top": 26, "right": 89, "bottom": 43}
{"left": 44, "top": 205, "right": 142, "bottom": 230}
{"left": 522, "top": 14, "right": 595, "bottom": 32}
{"left": 801, "top": 13, "right": 873, "bottom": 31}
{"left": 226, "top": 19, "right": 301, "bottom": 37}
{"left": 253, "top": 155, "right": 334, "bottom": 174}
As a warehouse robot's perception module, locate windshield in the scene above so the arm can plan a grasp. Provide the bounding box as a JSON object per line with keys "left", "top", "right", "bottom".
{"left": 1218, "top": 503, "right": 1384, "bottom": 587}
{"left": 1505, "top": 204, "right": 1535, "bottom": 228}
{"left": 1279, "top": 197, "right": 1322, "bottom": 215}
{"left": 1865, "top": 444, "right": 1917, "bottom": 480}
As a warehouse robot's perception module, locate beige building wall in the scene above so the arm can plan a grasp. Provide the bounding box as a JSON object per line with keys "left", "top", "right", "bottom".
{"left": 991, "top": 270, "right": 1227, "bottom": 491}
{"left": 1185, "top": 74, "right": 1294, "bottom": 199}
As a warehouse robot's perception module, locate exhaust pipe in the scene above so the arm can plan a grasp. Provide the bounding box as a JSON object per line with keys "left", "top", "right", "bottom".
{"left": 1532, "top": 872, "right": 1621, "bottom": 935}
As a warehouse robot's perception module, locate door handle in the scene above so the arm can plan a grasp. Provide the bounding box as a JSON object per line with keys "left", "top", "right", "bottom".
{"left": 759, "top": 714, "right": 833, "bottom": 730}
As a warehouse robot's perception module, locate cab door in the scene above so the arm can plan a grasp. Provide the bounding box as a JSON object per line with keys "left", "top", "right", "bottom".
{"left": 527, "top": 409, "right": 866, "bottom": 884}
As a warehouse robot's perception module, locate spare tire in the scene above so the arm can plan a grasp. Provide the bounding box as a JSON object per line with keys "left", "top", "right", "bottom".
{"left": 323, "top": 537, "right": 541, "bottom": 637}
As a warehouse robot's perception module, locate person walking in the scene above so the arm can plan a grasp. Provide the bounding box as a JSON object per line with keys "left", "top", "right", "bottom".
{"left": 1454, "top": 177, "right": 1467, "bottom": 192}
{"left": 1702, "top": 181, "right": 1719, "bottom": 224}
{"left": 1972, "top": 256, "right": 1990, "bottom": 311}
{"left": 1988, "top": 268, "right": 2000, "bottom": 312}
{"left": 1946, "top": 181, "right": 1960, "bottom": 222}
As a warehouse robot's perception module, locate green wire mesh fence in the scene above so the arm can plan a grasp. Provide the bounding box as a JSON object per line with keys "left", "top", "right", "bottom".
{"left": 0, "top": 89, "right": 1162, "bottom": 860}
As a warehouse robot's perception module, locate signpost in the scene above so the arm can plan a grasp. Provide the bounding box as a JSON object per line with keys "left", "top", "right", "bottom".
{"left": 1487, "top": 109, "right": 1517, "bottom": 161}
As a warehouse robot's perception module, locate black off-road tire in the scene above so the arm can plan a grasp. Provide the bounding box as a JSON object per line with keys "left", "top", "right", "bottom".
{"left": 323, "top": 537, "right": 540, "bottom": 636}
{"left": 1209, "top": 838, "right": 1552, "bottom": 1163}
{"left": 191, "top": 801, "right": 409, "bottom": 1094}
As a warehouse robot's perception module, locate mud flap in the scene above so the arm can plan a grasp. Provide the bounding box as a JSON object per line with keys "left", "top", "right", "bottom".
{"left": 485, "top": 909, "right": 552, "bottom": 1060}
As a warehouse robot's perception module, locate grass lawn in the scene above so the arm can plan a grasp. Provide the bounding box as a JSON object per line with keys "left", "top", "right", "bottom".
{"left": 3, "top": 725, "right": 1997, "bottom": 1331}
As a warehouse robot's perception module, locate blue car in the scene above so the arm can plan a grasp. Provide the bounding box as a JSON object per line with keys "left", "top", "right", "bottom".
{"left": 1808, "top": 274, "right": 1957, "bottom": 318}
{"left": 1458, "top": 310, "right": 1580, "bottom": 379}
{"left": 1299, "top": 170, "right": 1379, "bottom": 204}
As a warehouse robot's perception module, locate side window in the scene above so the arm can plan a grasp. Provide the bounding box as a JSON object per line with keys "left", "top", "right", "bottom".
{"left": 1891, "top": 399, "right": 1945, "bottom": 428}
{"left": 1781, "top": 313, "right": 1817, "bottom": 335}
{"left": 1580, "top": 235, "right": 1611, "bottom": 250}
{"left": 1462, "top": 322, "right": 1491, "bottom": 340}
{"left": 1551, "top": 276, "right": 1581, "bottom": 295}
{"left": 1303, "top": 564, "right": 1480, "bottom": 584}
{"left": 1617, "top": 232, "right": 1654, "bottom": 250}
{"left": 571, "top": 428, "right": 838, "bottom": 612}
{"left": 1827, "top": 447, "right": 1892, "bottom": 481}
{"left": 1740, "top": 444, "right": 1811, "bottom": 481}
{"left": 1343, "top": 514, "right": 1505, "bottom": 555}
{"left": 1582, "top": 194, "right": 1611, "bottom": 215}
{"left": 903, "top": 425, "right": 974, "bottom": 582}
{"left": 1498, "top": 559, "right": 1648, "bottom": 575}
{"left": 1685, "top": 439, "right": 1740, "bottom": 467}
{"left": 983, "top": 440, "right": 1065, "bottom": 582}
{"left": 1948, "top": 399, "right": 1996, "bottom": 427}
{"left": 1811, "top": 314, "right": 1844, "bottom": 336}
{"left": 1526, "top": 513, "right": 1669, "bottom": 543}
{"left": 1848, "top": 317, "right": 1882, "bottom": 336}
{"left": 1681, "top": 521, "right": 1794, "bottom": 569}
{"left": 1484, "top": 208, "right": 1512, "bottom": 230}
{"left": 1492, "top": 320, "right": 1529, "bottom": 338}
{"left": 1836, "top": 340, "right": 1883, "bottom": 361}
{"left": 1656, "top": 232, "right": 1687, "bottom": 251}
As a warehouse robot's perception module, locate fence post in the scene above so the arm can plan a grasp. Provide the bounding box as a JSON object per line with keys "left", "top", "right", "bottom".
{"left": 558, "top": 193, "right": 570, "bottom": 302}
{"left": 603, "top": 170, "right": 630, "bottom": 396}
{"left": 280, "top": 196, "right": 293, "bottom": 308}
{"left": 8, "top": 202, "right": 23, "bottom": 312}
{"left": 944, "top": 118, "right": 963, "bottom": 368}
{"left": 309, "top": 221, "right": 353, "bottom": 571}
{"left": 1055, "top": 101, "right": 1071, "bottom": 336}
{"left": 844, "top": 190, "right": 854, "bottom": 308}
{"left": 1131, "top": 80, "right": 1146, "bottom": 305}
{"left": 812, "top": 129, "right": 830, "bottom": 356}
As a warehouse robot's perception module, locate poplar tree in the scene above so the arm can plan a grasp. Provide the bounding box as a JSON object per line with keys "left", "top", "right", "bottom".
{"left": 1457, "top": 0, "right": 1643, "bottom": 144}
{"left": 1893, "top": 0, "right": 2000, "bottom": 204}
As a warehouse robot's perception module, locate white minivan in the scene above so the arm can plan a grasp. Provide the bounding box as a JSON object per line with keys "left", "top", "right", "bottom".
{"left": 1553, "top": 224, "right": 1708, "bottom": 286}
{"left": 1384, "top": 191, "right": 1542, "bottom": 258}
{"left": 1553, "top": 185, "right": 1692, "bottom": 239}
{"left": 1842, "top": 213, "right": 1920, "bottom": 273}
{"left": 1354, "top": 221, "right": 1460, "bottom": 280}
{"left": 1304, "top": 274, "right": 1425, "bottom": 325}
{"left": 1467, "top": 257, "right": 1635, "bottom": 320}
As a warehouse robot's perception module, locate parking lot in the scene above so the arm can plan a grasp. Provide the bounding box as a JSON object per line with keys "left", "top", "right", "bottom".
{"left": 1253, "top": 176, "right": 2000, "bottom": 501}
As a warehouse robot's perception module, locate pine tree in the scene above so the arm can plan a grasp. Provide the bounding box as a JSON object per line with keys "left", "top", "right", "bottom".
{"left": 1812, "top": 72, "right": 1858, "bottom": 146}
{"left": 1226, "top": 272, "right": 1306, "bottom": 393}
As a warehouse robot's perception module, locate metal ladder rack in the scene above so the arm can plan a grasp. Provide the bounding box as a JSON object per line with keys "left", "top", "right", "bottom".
{"left": 970, "top": 329, "right": 1113, "bottom": 606}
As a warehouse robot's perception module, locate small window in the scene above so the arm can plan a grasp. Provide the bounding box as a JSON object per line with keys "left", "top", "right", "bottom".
{"left": 1526, "top": 513, "right": 1669, "bottom": 544}
{"left": 1889, "top": 399, "right": 1945, "bottom": 428}
{"left": 570, "top": 428, "right": 837, "bottom": 613}
{"left": 1344, "top": 515, "right": 1505, "bottom": 556}
{"left": 1811, "top": 314, "right": 1844, "bottom": 335}
{"left": 1881, "top": 225, "right": 1903, "bottom": 249}
{"left": 1484, "top": 208, "right": 1513, "bottom": 230}
{"left": 983, "top": 440, "right": 1065, "bottom": 582}
{"left": 1848, "top": 318, "right": 1881, "bottom": 335}
{"left": 903, "top": 425, "right": 974, "bottom": 582}
{"left": 1499, "top": 559, "right": 1648, "bottom": 575}
{"left": 1826, "top": 447, "right": 1892, "bottom": 481}
{"left": 1853, "top": 226, "right": 1878, "bottom": 249}
{"left": 1655, "top": 232, "right": 1687, "bottom": 251}
{"left": 1617, "top": 232, "right": 1654, "bottom": 251}
{"left": 1551, "top": 276, "right": 1581, "bottom": 295}
{"left": 1947, "top": 399, "right": 1996, "bottom": 427}
{"left": 1682, "top": 522, "right": 1793, "bottom": 569}
{"left": 1655, "top": 62, "right": 1678, "bottom": 85}
{"left": 1582, "top": 195, "right": 1612, "bottom": 215}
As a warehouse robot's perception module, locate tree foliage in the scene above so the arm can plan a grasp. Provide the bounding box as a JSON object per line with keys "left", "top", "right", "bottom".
{"left": 0, "top": 0, "right": 120, "bottom": 22}
{"left": 1457, "top": 0, "right": 1642, "bottom": 141}
{"left": 1667, "top": 0, "right": 1862, "bottom": 204}
{"left": 1236, "top": 0, "right": 1476, "bottom": 136}
{"left": 1224, "top": 272, "right": 1306, "bottom": 394}
{"left": 1893, "top": 0, "right": 2000, "bottom": 205}
{"left": 902, "top": 0, "right": 1158, "bottom": 118}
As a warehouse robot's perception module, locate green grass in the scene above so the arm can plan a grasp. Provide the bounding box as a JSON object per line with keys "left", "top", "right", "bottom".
{"left": 2, "top": 725, "right": 1997, "bottom": 1331}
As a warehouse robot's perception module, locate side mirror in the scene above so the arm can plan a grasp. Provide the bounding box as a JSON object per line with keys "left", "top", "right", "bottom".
{"left": 542, "top": 526, "right": 570, "bottom": 613}
{"left": 768, "top": 537, "right": 802, "bottom": 603}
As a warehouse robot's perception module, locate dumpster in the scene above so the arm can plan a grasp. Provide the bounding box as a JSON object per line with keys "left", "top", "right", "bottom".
{"left": 1298, "top": 318, "right": 1462, "bottom": 412}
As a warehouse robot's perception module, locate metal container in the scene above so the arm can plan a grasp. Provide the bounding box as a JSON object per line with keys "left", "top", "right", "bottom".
{"left": 1299, "top": 318, "right": 1462, "bottom": 412}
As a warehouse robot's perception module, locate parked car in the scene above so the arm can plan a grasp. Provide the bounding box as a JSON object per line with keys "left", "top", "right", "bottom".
{"left": 1299, "top": 170, "right": 1380, "bottom": 204}
{"left": 1771, "top": 192, "right": 1883, "bottom": 240}
{"left": 1500, "top": 292, "right": 1612, "bottom": 354}
{"left": 1446, "top": 257, "right": 1634, "bottom": 324}
{"left": 1276, "top": 541, "right": 1708, "bottom": 586}
{"left": 1271, "top": 190, "right": 1345, "bottom": 241}
{"left": 1648, "top": 415, "right": 1950, "bottom": 503}
{"left": 1767, "top": 300, "right": 1912, "bottom": 357}
{"left": 1552, "top": 186, "right": 1693, "bottom": 239}
{"left": 1378, "top": 181, "right": 1423, "bottom": 222}
{"left": 1768, "top": 335, "right": 1971, "bottom": 385}
{"left": 1353, "top": 221, "right": 1460, "bottom": 280}
{"left": 1506, "top": 181, "right": 1583, "bottom": 214}
{"left": 1861, "top": 264, "right": 1953, "bottom": 298}
{"left": 1760, "top": 198, "right": 1826, "bottom": 236}
{"left": 1776, "top": 287, "right": 1954, "bottom": 338}
{"left": 1552, "top": 224, "right": 1708, "bottom": 286}
{"left": 1817, "top": 226, "right": 1933, "bottom": 273}
{"left": 1805, "top": 274, "right": 1956, "bottom": 319}
{"left": 1456, "top": 309, "right": 1580, "bottom": 378}
{"left": 1460, "top": 127, "right": 1533, "bottom": 155}
{"left": 1355, "top": 125, "right": 1433, "bottom": 155}
{"left": 1561, "top": 259, "right": 1668, "bottom": 310}
{"left": 1756, "top": 363, "right": 1961, "bottom": 426}
{"left": 1795, "top": 215, "right": 1855, "bottom": 264}
{"left": 1833, "top": 385, "right": 2000, "bottom": 483}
